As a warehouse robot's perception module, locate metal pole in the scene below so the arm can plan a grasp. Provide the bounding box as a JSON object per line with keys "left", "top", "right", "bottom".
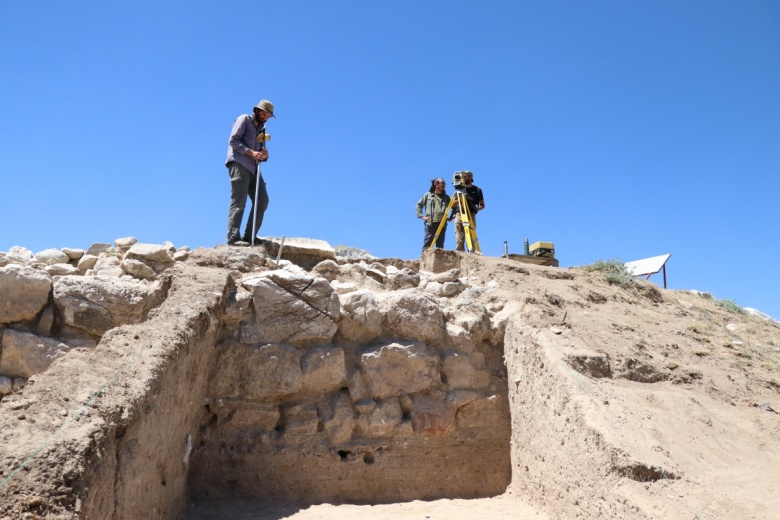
{"left": 251, "top": 128, "right": 266, "bottom": 246}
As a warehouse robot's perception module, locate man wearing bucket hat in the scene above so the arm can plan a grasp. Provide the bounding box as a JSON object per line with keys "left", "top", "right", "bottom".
{"left": 416, "top": 177, "right": 453, "bottom": 251}
{"left": 225, "top": 99, "right": 276, "bottom": 246}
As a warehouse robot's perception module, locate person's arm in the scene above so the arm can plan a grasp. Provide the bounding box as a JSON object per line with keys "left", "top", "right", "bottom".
{"left": 416, "top": 194, "right": 429, "bottom": 220}
{"left": 228, "top": 116, "right": 250, "bottom": 156}
{"left": 476, "top": 188, "right": 485, "bottom": 211}
{"left": 228, "top": 116, "right": 266, "bottom": 162}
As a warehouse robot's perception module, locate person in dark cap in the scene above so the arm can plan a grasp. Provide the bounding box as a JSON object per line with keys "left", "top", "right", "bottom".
{"left": 416, "top": 177, "right": 453, "bottom": 251}
{"left": 225, "top": 100, "right": 276, "bottom": 246}
{"left": 452, "top": 170, "right": 484, "bottom": 251}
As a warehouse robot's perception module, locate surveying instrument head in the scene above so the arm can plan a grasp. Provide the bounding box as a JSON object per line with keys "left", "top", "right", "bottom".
{"left": 452, "top": 170, "right": 473, "bottom": 190}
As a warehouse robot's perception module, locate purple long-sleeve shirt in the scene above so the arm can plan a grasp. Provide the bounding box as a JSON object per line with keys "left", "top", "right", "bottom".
{"left": 225, "top": 114, "right": 265, "bottom": 172}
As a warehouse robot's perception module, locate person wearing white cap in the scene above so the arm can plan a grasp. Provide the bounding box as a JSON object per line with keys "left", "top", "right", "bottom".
{"left": 225, "top": 99, "right": 276, "bottom": 246}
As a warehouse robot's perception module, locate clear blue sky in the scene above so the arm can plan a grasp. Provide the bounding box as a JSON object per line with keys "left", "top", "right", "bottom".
{"left": 1, "top": 2, "right": 778, "bottom": 319}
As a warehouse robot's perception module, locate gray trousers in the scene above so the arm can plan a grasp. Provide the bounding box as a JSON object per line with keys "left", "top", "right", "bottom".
{"left": 226, "top": 161, "right": 269, "bottom": 242}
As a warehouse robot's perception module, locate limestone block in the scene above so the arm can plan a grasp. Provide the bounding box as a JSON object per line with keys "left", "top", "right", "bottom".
{"left": 337, "top": 290, "right": 381, "bottom": 344}
{"left": 360, "top": 342, "right": 441, "bottom": 399}
{"left": 45, "top": 263, "right": 78, "bottom": 276}
{"left": 441, "top": 352, "right": 490, "bottom": 390}
{"left": 355, "top": 397, "right": 402, "bottom": 438}
{"left": 53, "top": 275, "right": 165, "bottom": 336}
{"left": 124, "top": 243, "right": 174, "bottom": 274}
{"left": 445, "top": 323, "right": 475, "bottom": 353}
{"left": 0, "top": 329, "right": 73, "bottom": 378}
{"left": 85, "top": 243, "right": 112, "bottom": 256}
{"left": 369, "top": 262, "right": 387, "bottom": 274}
{"left": 441, "top": 281, "right": 463, "bottom": 297}
{"left": 209, "top": 343, "right": 303, "bottom": 400}
{"left": 411, "top": 394, "right": 455, "bottom": 435}
{"left": 385, "top": 268, "right": 421, "bottom": 290}
{"left": 114, "top": 237, "right": 138, "bottom": 250}
{"left": 240, "top": 270, "right": 340, "bottom": 348}
{"left": 263, "top": 238, "right": 336, "bottom": 271}
{"left": 337, "top": 262, "right": 381, "bottom": 289}
{"left": 346, "top": 369, "right": 371, "bottom": 403}
{"left": 121, "top": 259, "right": 157, "bottom": 280}
{"left": 0, "top": 264, "right": 51, "bottom": 323}
{"left": 282, "top": 402, "right": 319, "bottom": 437}
{"left": 330, "top": 280, "right": 357, "bottom": 294}
{"left": 93, "top": 255, "right": 123, "bottom": 277}
{"left": 301, "top": 345, "right": 346, "bottom": 393}
{"left": 449, "top": 301, "right": 492, "bottom": 344}
{"left": 35, "top": 248, "right": 70, "bottom": 266}
{"left": 365, "top": 268, "right": 386, "bottom": 284}
{"left": 7, "top": 246, "right": 35, "bottom": 265}
{"left": 77, "top": 254, "right": 99, "bottom": 273}
{"left": 419, "top": 248, "right": 460, "bottom": 273}
{"left": 61, "top": 248, "right": 84, "bottom": 260}
{"left": 173, "top": 250, "right": 189, "bottom": 262}
{"left": 429, "top": 268, "right": 460, "bottom": 283}
{"left": 311, "top": 259, "right": 340, "bottom": 281}
{"left": 317, "top": 392, "right": 355, "bottom": 444}
{"left": 377, "top": 291, "right": 446, "bottom": 344}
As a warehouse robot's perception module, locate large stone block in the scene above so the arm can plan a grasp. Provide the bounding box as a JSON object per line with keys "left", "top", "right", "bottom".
{"left": 376, "top": 291, "right": 446, "bottom": 345}
{"left": 240, "top": 270, "right": 340, "bottom": 348}
{"left": 359, "top": 341, "right": 441, "bottom": 399}
{"left": 124, "top": 243, "right": 174, "bottom": 274}
{"left": 317, "top": 392, "right": 354, "bottom": 444}
{"left": 355, "top": 397, "right": 402, "bottom": 438}
{"left": 441, "top": 352, "right": 491, "bottom": 390}
{"left": 53, "top": 275, "right": 165, "bottom": 336}
{"left": 301, "top": 345, "right": 346, "bottom": 393}
{"left": 209, "top": 343, "right": 303, "bottom": 400}
{"left": 337, "top": 290, "right": 381, "bottom": 344}
{"left": 0, "top": 264, "right": 51, "bottom": 323}
{"left": 0, "top": 329, "right": 73, "bottom": 378}
{"left": 410, "top": 394, "right": 455, "bottom": 435}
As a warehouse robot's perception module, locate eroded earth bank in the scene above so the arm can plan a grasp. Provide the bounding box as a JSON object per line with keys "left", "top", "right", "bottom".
{"left": 1, "top": 239, "right": 778, "bottom": 519}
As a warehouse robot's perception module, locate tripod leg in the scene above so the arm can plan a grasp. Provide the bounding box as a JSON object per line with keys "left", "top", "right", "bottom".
{"left": 429, "top": 195, "right": 456, "bottom": 250}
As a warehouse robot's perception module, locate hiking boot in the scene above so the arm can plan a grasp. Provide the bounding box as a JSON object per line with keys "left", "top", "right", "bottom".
{"left": 228, "top": 240, "right": 250, "bottom": 247}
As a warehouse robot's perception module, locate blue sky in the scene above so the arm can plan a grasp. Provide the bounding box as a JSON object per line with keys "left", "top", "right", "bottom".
{"left": 1, "top": 1, "right": 778, "bottom": 319}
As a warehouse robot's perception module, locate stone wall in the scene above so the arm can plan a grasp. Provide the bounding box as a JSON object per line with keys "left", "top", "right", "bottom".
{"left": 0, "top": 240, "right": 512, "bottom": 517}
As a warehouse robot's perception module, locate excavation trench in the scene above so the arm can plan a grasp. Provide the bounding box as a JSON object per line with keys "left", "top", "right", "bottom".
{"left": 0, "top": 259, "right": 516, "bottom": 519}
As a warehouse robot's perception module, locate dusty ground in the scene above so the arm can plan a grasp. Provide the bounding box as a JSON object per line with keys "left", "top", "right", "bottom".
{"left": 186, "top": 493, "right": 546, "bottom": 520}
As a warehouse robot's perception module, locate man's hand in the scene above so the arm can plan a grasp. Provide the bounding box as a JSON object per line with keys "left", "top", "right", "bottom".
{"left": 247, "top": 149, "right": 268, "bottom": 161}
{"left": 422, "top": 215, "right": 430, "bottom": 221}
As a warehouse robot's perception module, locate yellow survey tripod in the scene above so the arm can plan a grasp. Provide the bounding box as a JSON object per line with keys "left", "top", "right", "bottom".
{"left": 430, "top": 173, "right": 481, "bottom": 253}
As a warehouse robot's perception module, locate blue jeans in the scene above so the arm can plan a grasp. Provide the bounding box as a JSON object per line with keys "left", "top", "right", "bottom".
{"left": 227, "top": 162, "right": 269, "bottom": 242}
{"left": 422, "top": 221, "right": 447, "bottom": 251}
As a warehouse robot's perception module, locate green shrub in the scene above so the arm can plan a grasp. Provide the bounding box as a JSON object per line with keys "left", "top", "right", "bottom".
{"left": 584, "top": 258, "right": 636, "bottom": 289}
{"left": 715, "top": 299, "right": 746, "bottom": 315}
